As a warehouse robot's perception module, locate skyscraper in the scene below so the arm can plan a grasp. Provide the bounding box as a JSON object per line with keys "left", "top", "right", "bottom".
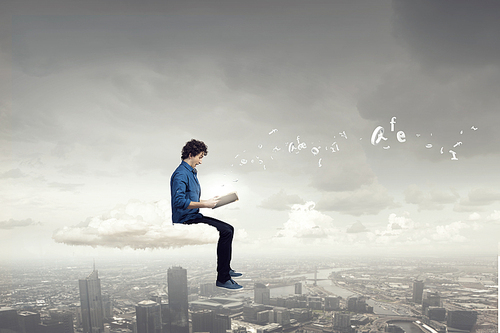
{"left": 447, "top": 310, "right": 478, "bottom": 331}
{"left": 0, "top": 307, "right": 18, "bottom": 331}
{"left": 136, "top": 300, "right": 162, "bottom": 333}
{"left": 254, "top": 283, "right": 270, "bottom": 305}
{"left": 49, "top": 309, "right": 74, "bottom": 333}
{"left": 294, "top": 282, "right": 302, "bottom": 295}
{"left": 412, "top": 279, "right": 424, "bottom": 304}
{"left": 167, "top": 266, "right": 189, "bottom": 333}
{"left": 192, "top": 309, "right": 214, "bottom": 333}
{"left": 324, "top": 296, "right": 341, "bottom": 311}
{"left": 79, "top": 269, "right": 104, "bottom": 333}
{"left": 333, "top": 313, "right": 350, "bottom": 329}
{"left": 18, "top": 311, "right": 40, "bottom": 333}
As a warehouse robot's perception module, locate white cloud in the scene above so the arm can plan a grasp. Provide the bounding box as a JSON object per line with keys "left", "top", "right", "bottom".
{"left": 346, "top": 221, "right": 368, "bottom": 234}
{"left": 52, "top": 199, "right": 218, "bottom": 249}
{"left": 274, "top": 202, "right": 337, "bottom": 239}
{"left": 486, "top": 210, "right": 500, "bottom": 222}
{"left": 468, "top": 212, "right": 481, "bottom": 221}
{"left": 432, "top": 221, "right": 469, "bottom": 243}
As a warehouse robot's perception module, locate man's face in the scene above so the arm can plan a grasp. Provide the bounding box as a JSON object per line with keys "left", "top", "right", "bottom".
{"left": 191, "top": 152, "right": 205, "bottom": 168}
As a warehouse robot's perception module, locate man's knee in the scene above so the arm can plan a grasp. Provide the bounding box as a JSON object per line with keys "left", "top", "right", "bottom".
{"left": 220, "top": 224, "right": 234, "bottom": 237}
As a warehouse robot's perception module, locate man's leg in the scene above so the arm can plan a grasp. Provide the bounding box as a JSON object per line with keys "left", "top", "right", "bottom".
{"left": 184, "top": 216, "right": 233, "bottom": 283}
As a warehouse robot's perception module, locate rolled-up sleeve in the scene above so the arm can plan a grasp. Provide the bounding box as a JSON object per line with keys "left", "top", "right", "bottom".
{"left": 171, "top": 173, "right": 191, "bottom": 210}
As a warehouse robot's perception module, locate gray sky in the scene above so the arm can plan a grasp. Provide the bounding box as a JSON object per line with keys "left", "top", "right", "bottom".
{"left": 1, "top": 0, "right": 499, "bottom": 263}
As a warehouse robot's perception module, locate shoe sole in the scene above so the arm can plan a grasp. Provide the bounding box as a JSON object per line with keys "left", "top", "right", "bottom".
{"left": 216, "top": 286, "right": 244, "bottom": 290}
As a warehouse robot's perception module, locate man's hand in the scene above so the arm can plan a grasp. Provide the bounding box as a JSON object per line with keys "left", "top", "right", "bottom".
{"left": 204, "top": 196, "right": 220, "bottom": 208}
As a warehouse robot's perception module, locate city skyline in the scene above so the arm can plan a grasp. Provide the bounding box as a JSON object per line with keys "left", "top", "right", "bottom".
{"left": 0, "top": 257, "right": 496, "bottom": 333}
{"left": 1, "top": 1, "right": 500, "bottom": 262}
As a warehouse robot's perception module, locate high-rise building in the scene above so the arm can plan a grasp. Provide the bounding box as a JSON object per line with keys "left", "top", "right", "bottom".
{"left": 168, "top": 266, "right": 189, "bottom": 333}
{"left": 213, "top": 314, "right": 231, "bottom": 333}
{"left": 324, "top": 296, "right": 341, "bottom": 311}
{"left": 412, "top": 280, "right": 424, "bottom": 304}
{"left": 136, "top": 300, "right": 162, "bottom": 333}
{"left": 294, "top": 283, "right": 302, "bottom": 295}
{"left": 200, "top": 283, "right": 217, "bottom": 296}
{"left": 422, "top": 290, "right": 440, "bottom": 313}
{"left": 333, "top": 313, "right": 350, "bottom": 328}
{"left": 102, "top": 294, "right": 113, "bottom": 321}
{"left": 447, "top": 310, "right": 477, "bottom": 331}
{"left": 79, "top": 269, "right": 104, "bottom": 333}
{"left": 425, "top": 307, "right": 446, "bottom": 321}
{"left": 191, "top": 309, "right": 230, "bottom": 333}
{"left": 49, "top": 309, "right": 74, "bottom": 333}
{"left": 0, "top": 307, "right": 19, "bottom": 331}
{"left": 18, "top": 311, "right": 40, "bottom": 333}
{"left": 347, "top": 297, "right": 357, "bottom": 312}
{"left": 254, "top": 283, "right": 270, "bottom": 305}
{"left": 192, "top": 309, "right": 214, "bottom": 333}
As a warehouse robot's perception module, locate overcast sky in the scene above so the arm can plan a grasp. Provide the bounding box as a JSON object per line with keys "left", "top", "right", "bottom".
{"left": 1, "top": 0, "right": 499, "bottom": 264}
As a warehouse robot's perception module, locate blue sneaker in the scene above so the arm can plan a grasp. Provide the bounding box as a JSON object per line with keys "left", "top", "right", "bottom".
{"left": 229, "top": 270, "right": 243, "bottom": 277}
{"left": 216, "top": 279, "right": 243, "bottom": 290}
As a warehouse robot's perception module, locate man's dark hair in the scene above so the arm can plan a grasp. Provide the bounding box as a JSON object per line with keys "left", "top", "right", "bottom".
{"left": 181, "top": 139, "right": 208, "bottom": 160}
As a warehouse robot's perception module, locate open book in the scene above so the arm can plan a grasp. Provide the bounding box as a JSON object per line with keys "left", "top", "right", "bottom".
{"left": 213, "top": 192, "right": 239, "bottom": 209}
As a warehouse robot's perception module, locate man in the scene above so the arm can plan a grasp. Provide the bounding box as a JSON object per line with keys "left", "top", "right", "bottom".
{"left": 170, "top": 139, "right": 243, "bottom": 290}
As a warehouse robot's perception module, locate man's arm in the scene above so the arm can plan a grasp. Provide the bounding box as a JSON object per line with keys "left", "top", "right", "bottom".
{"left": 171, "top": 173, "right": 219, "bottom": 209}
{"left": 187, "top": 197, "right": 219, "bottom": 209}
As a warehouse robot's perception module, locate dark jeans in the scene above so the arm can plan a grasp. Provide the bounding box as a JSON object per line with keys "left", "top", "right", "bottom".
{"left": 184, "top": 216, "right": 234, "bottom": 283}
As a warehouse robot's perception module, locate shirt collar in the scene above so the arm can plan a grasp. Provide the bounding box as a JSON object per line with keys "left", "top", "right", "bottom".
{"left": 181, "top": 160, "right": 197, "bottom": 174}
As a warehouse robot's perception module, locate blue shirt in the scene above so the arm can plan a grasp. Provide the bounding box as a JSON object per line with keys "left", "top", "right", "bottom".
{"left": 170, "top": 161, "right": 203, "bottom": 224}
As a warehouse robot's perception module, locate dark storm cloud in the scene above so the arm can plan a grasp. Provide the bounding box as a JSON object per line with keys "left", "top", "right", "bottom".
{"left": 357, "top": 1, "right": 500, "bottom": 159}
{"left": 392, "top": 0, "right": 500, "bottom": 68}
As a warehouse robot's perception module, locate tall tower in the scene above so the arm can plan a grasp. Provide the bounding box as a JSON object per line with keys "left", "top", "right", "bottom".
{"left": 294, "top": 282, "right": 302, "bottom": 295}
{"left": 136, "top": 300, "right": 162, "bottom": 333}
{"left": 254, "top": 283, "right": 270, "bottom": 305}
{"left": 79, "top": 268, "right": 104, "bottom": 333}
{"left": 412, "top": 279, "right": 424, "bottom": 304}
{"left": 167, "top": 267, "right": 189, "bottom": 333}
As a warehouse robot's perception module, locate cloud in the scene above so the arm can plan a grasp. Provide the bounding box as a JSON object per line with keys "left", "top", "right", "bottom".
{"left": 316, "top": 182, "right": 399, "bottom": 216}
{"left": 49, "top": 182, "right": 84, "bottom": 192}
{"left": 432, "top": 221, "right": 469, "bottom": 243}
{"left": 392, "top": 0, "right": 500, "bottom": 69}
{"left": 346, "top": 221, "right": 368, "bottom": 234}
{"left": 0, "top": 169, "right": 27, "bottom": 179}
{"left": 274, "top": 202, "right": 338, "bottom": 239}
{"left": 468, "top": 212, "right": 481, "bottom": 221}
{"left": 404, "top": 184, "right": 459, "bottom": 210}
{"left": 52, "top": 199, "right": 218, "bottom": 249}
{"left": 376, "top": 213, "right": 416, "bottom": 237}
{"left": 0, "top": 218, "right": 41, "bottom": 229}
{"left": 486, "top": 210, "right": 500, "bottom": 222}
{"left": 259, "top": 190, "right": 305, "bottom": 211}
{"left": 373, "top": 213, "right": 474, "bottom": 246}
{"left": 454, "top": 188, "right": 500, "bottom": 212}
{"left": 310, "top": 153, "right": 376, "bottom": 192}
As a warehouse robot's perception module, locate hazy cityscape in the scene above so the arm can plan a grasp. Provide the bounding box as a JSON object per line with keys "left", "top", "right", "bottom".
{"left": 0, "top": 255, "right": 497, "bottom": 333}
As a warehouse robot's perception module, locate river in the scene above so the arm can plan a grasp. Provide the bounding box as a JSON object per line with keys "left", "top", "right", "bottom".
{"left": 239, "top": 268, "right": 409, "bottom": 316}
